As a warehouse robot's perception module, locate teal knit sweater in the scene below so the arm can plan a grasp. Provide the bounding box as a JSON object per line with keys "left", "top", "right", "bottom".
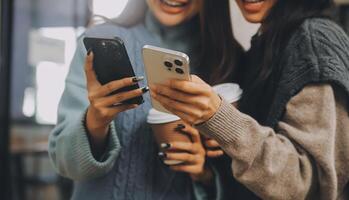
{"left": 48, "top": 11, "right": 222, "bottom": 200}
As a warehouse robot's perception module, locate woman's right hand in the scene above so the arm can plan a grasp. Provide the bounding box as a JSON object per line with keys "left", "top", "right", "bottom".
{"left": 84, "top": 51, "right": 148, "bottom": 152}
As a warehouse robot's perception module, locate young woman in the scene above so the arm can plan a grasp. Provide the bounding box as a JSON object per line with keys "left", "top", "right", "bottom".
{"left": 49, "top": 0, "right": 242, "bottom": 199}
{"left": 151, "top": 0, "right": 349, "bottom": 199}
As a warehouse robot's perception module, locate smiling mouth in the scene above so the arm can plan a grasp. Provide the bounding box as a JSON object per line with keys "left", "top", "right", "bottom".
{"left": 242, "top": 0, "right": 264, "bottom": 3}
{"left": 240, "top": 0, "right": 265, "bottom": 13}
{"left": 160, "top": 0, "right": 189, "bottom": 8}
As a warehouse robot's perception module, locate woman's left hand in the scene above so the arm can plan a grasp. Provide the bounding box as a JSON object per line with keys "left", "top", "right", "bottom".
{"left": 159, "top": 124, "right": 212, "bottom": 182}
{"left": 150, "top": 75, "right": 221, "bottom": 125}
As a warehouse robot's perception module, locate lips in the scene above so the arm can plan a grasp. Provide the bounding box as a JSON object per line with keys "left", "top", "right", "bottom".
{"left": 159, "top": 0, "right": 191, "bottom": 14}
{"left": 242, "top": 0, "right": 264, "bottom": 3}
{"left": 160, "top": 0, "right": 189, "bottom": 8}
{"left": 240, "top": 0, "right": 265, "bottom": 13}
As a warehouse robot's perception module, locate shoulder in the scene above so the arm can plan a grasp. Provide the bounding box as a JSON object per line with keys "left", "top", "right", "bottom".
{"left": 281, "top": 18, "right": 349, "bottom": 78}
{"left": 301, "top": 18, "right": 347, "bottom": 39}
{"left": 286, "top": 18, "right": 349, "bottom": 54}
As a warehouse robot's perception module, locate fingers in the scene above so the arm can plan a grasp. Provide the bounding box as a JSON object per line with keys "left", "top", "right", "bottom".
{"left": 204, "top": 139, "right": 220, "bottom": 148}
{"left": 151, "top": 91, "right": 204, "bottom": 122}
{"left": 190, "top": 75, "right": 206, "bottom": 84}
{"left": 206, "top": 150, "right": 224, "bottom": 158}
{"left": 151, "top": 84, "right": 210, "bottom": 109}
{"left": 98, "top": 86, "right": 148, "bottom": 107}
{"left": 164, "top": 78, "right": 211, "bottom": 95}
{"left": 162, "top": 152, "right": 199, "bottom": 163}
{"left": 84, "top": 51, "right": 100, "bottom": 89}
{"left": 161, "top": 142, "right": 200, "bottom": 154}
{"left": 178, "top": 125, "right": 201, "bottom": 143}
{"left": 94, "top": 77, "right": 141, "bottom": 98}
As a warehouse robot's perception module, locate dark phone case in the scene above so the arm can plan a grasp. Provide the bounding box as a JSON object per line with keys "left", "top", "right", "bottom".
{"left": 83, "top": 37, "right": 144, "bottom": 105}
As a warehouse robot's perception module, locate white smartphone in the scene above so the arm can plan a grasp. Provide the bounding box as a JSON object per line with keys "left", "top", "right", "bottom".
{"left": 142, "top": 45, "right": 191, "bottom": 114}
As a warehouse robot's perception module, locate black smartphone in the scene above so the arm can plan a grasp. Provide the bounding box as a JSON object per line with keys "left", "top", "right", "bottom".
{"left": 83, "top": 37, "right": 144, "bottom": 105}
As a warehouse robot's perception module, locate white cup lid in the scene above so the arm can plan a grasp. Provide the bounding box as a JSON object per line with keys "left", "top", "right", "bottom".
{"left": 212, "top": 83, "right": 243, "bottom": 103}
{"left": 147, "top": 108, "right": 180, "bottom": 124}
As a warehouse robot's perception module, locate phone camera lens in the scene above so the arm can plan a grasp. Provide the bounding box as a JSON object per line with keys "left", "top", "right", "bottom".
{"left": 164, "top": 61, "right": 173, "bottom": 68}
{"left": 175, "top": 68, "right": 184, "bottom": 74}
{"left": 174, "top": 59, "right": 183, "bottom": 66}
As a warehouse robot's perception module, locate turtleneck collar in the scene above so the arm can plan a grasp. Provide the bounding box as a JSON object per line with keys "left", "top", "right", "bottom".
{"left": 144, "top": 10, "right": 201, "bottom": 68}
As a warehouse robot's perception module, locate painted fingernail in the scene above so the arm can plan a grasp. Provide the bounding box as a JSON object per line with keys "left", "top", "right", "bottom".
{"left": 158, "top": 152, "right": 167, "bottom": 158}
{"left": 160, "top": 143, "right": 171, "bottom": 149}
{"left": 174, "top": 124, "right": 185, "bottom": 131}
{"left": 137, "top": 100, "right": 145, "bottom": 105}
{"left": 142, "top": 86, "right": 149, "bottom": 93}
{"left": 87, "top": 49, "right": 92, "bottom": 56}
{"left": 132, "top": 76, "right": 144, "bottom": 83}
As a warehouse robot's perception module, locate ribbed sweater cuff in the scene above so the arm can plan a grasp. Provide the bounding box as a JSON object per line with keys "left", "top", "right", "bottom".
{"left": 196, "top": 100, "right": 251, "bottom": 147}
{"left": 69, "top": 111, "right": 121, "bottom": 180}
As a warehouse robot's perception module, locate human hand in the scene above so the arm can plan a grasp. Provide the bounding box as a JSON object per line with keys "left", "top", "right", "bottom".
{"left": 84, "top": 50, "right": 148, "bottom": 150}
{"left": 150, "top": 75, "right": 221, "bottom": 125}
{"left": 158, "top": 123, "right": 212, "bottom": 182}
{"left": 203, "top": 136, "right": 224, "bottom": 158}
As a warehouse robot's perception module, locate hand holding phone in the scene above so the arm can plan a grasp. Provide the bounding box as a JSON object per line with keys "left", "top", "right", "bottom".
{"left": 82, "top": 37, "right": 148, "bottom": 154}
{"left": 83, "top": 37, "right": 144, "bottom": 105}
{"left": 83, "top": 51, "right": 149, "bottom": 157}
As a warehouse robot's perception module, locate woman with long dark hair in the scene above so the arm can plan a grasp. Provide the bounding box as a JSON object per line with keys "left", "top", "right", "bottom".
{"left": 49, "top": 0, "right": 242, "bottom": 199}
{"left": 151, "top": 0, "right": 349, "bottom": 199}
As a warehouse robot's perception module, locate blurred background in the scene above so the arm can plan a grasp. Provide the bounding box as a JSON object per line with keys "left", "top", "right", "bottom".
{"left": 0, "top": 0, "right": 349, "bottom": 199}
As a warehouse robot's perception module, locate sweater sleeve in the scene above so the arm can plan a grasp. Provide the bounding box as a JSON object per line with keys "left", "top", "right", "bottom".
{"left": 48, "top": 36, "right": 122, "bottom": 181}
{"left": 196, "top": 84, "right": 349, "bottom": 200}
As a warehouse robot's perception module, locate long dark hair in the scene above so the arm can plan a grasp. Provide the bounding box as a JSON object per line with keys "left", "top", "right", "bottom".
{"left": 247, "top": 0, "right": 334, "bottom": 94}
{"left": 199, "top": 0, "right": 244, "bottom": 85}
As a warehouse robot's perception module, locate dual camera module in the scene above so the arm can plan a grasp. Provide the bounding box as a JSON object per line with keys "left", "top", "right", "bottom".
{"left": 164, "top": 59, "right": 184, "bottom": 74}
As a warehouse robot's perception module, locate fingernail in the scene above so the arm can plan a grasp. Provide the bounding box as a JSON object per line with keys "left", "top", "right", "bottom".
{"left": 158, "top": 152, "right": 167, "bottom": 158}
{"left": 87, "top": 49, "right": 92, "bottom": 56}
{"left": 160, "top": 143, "right": 171, "bottom": 149}
{"left": 132, "top": 76, "right": 144, "bottom": 83}
{"left": 174, "top": 124, "right": 185, "bottom": 131}
{"left": 142, "top": 86, "right": 149, "bottom": 93}
{"left": 137, "top": 100, "right": 145, "bottom": 105}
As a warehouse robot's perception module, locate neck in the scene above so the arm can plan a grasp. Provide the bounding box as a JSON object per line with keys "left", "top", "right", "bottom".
{"left": 144, "top": 10, "right": 201, "bottom": 70}
{"left": 145, "top": 10, "right": 200, "bottom": 49}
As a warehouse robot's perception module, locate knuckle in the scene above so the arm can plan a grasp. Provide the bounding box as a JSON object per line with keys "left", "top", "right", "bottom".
{"left": 122, "top": 78, "right": 130, "bottom": 87}
{"left": 106, "top": 83, "right": 114, "bottom": 92}
{"left": 133, "top": 89, "right": 142, "bottom": 96}
{"left": 194, "top": 112, "right": 203, "bottom": 119}
{"left": 113, "top": 94, "right": 122, "bottom": 102}
{"left": 88, "top": 94, "right": 95, "bottom": 102}
{"left": 187, "top": 118, "right": 195, "bottom": 125}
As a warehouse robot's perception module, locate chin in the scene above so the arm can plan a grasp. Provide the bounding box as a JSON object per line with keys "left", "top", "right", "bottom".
{"left": 155, "top": 13, "right": 186, "bottom": 26}
{"left": 147, "top": 0, "right": 199, "bottom": 27}
{"left": 241, "top": 13, "right": 264, "bottom": 23}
